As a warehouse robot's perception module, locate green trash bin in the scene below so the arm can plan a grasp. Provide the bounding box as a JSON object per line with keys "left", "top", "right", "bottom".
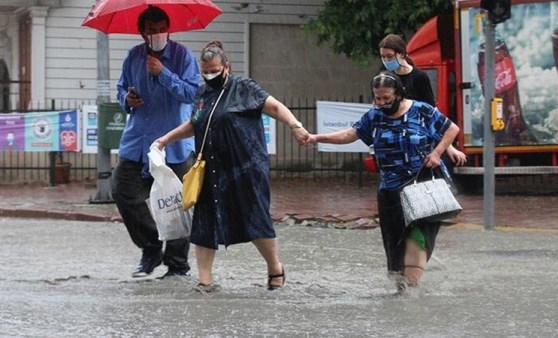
{"left": 98, "top": 102, "right": 126, "bottom": 149}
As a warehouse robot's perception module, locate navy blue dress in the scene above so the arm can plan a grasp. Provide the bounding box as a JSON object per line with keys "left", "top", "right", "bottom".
{"left": 189, "top": 74, "right": 275, "bottom": 249}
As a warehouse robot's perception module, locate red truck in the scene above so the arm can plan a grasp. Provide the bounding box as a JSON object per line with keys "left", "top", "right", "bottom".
{"left": 403, "top": 0, "right": 558, "bottom": 190}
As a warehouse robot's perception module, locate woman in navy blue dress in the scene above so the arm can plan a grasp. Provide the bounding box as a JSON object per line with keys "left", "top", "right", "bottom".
{"left": 306, "top": 71, "right": 460, "bottom": 292}
{"left": 156, "top": 41, "right": 309, "bottom": 291}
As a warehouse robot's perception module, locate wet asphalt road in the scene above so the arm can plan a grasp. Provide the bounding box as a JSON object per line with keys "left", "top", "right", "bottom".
{"left": 1, "top": 218, "right": 558, "bottom": 337}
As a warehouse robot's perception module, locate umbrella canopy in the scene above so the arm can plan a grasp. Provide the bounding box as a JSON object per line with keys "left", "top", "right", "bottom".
{"left": 82, "top": 0, "right": 222, "bottom": 34}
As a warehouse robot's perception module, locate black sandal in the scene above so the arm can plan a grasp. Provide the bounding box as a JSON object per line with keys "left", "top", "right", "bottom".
{"left": 267, "top": 265, "right": 286, "bottom": 291}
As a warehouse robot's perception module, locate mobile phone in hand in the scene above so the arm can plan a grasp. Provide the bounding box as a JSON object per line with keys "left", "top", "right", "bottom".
{"left": 128, "top": 87, "right": 140, "bottom": 99}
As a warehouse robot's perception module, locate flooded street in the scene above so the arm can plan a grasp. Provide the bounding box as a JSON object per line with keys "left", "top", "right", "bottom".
{"left": 1, "top": 218, "right": 557, "bottom": 337}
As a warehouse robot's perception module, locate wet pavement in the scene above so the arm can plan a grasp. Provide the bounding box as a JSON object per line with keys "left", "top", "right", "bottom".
{"left": 1, "top": 177, "right": 558, "bottom": 337}
{"left": 1, "top": 218, "right": 558, "bottom": 337}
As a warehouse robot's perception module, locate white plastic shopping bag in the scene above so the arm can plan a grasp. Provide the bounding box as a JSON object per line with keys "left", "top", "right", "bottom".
{"left": 147, "top": 143, "right": 192, "bottom": 241}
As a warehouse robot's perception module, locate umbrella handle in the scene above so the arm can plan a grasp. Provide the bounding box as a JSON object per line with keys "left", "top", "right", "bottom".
{"left": 148, "top": 35, "right": 154, "bottom": 56}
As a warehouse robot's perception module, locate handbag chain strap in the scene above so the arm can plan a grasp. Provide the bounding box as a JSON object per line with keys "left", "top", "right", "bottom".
{"left": 197, "top": 87, "right": 226, "bottom": 160}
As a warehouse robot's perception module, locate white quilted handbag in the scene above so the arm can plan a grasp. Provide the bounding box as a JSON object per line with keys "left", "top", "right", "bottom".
{"left": 400, "top": 166, "right": 462, "bottom": 227}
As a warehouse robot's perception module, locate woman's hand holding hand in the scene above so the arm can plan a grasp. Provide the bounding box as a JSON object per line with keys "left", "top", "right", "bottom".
{"left": 292, "top": 127, "right": 310, "bottom": 146}
{"left": 304, "top": 134, "right": 318, "bottom": 146}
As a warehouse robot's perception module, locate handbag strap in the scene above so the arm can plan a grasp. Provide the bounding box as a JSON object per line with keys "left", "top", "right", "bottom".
{"left": 412, "top": 163, "right": 436, "bottom": 184}
{"left": 413, "top": 162, "right": 454, "bottom": 183}
{"left": 197, "top": 87, "right": 226, "bottom": 159}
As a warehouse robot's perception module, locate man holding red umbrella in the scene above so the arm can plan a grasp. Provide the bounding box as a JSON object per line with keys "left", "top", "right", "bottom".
{"left": 111, "top": 6, "right": 200, "bottom": 279}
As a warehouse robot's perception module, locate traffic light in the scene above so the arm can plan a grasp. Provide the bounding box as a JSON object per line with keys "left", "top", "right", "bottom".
{"left": 480, "top": 0, "right": 512, "bottom": 24}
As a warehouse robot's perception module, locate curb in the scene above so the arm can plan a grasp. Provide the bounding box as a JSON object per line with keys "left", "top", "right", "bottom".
{"left": 0, "top": 207, "right": 122, "bottom": 223}
{"left": 2, "top": 206, "right": 555, "bottom": 233}
{"left": 0, "top": 207, "right": 376, "bottom": 229}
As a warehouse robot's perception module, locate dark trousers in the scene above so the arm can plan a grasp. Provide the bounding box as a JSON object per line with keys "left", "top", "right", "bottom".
{"left": 377, "top": 188, "right": 440, "bottom": 273}
{"left": 111, "top": 159, "right": 190, "bottom": 270}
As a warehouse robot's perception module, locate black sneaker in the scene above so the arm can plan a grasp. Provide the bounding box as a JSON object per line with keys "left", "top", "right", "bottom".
{"left": 131, "top": 250, "right": 163, "bottom": 278}
{"left": 156, "top": 267, "right": 190, "bottom": 280}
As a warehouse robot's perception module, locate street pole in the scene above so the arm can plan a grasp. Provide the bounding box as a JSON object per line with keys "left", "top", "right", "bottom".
{"left": 90, "top": 31, "right": 113, "bottom": 204}
{"left": 483, "top": 20, "right": 496, "bottom": 229}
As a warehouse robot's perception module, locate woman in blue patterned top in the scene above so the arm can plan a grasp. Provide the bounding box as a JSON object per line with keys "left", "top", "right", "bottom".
{"left": 306, "top": 70, "right": 460, "bottom": 292}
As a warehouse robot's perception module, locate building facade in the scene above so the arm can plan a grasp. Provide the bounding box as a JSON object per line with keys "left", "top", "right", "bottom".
{"left": 0, "top": 0, "right": 375, "bottom": 112}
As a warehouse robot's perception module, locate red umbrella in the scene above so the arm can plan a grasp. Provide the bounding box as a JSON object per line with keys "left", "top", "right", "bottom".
{"left": 82, "top": 0, "right": 222, "bottom": 34}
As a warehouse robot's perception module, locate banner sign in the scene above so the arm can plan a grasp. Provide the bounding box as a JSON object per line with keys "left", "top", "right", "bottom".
{"left": 0, "top": 114, "right": 25, "bottom": 151}
{"left": 316, "top": 101, "right": 373, "bottom": 153}
{"left": 0, "top": 110, "right": 79, "bottom": 152}
{"left": 0, "top": 106, "right": 282, "bottom": 155}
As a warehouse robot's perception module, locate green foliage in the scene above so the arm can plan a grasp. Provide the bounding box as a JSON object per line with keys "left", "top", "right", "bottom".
{"left": 302, "top": 0, "right": 452, "bottom": 66}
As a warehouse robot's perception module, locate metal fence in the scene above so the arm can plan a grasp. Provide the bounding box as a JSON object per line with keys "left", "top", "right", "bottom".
{"left": 0, "top": 98, "right": 377, "bottom": 186}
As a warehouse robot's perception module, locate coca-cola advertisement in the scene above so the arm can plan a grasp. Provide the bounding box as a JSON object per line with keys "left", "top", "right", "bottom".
{"left": 469, "top": 1, "right": 558, "bottom": 146}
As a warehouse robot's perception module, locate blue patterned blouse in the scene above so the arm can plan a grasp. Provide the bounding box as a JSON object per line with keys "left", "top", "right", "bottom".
{"left": 354, "top": 101, "right": 451, "bottom": 190}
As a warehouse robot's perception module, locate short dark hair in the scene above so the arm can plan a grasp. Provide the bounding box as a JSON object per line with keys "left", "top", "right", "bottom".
{"left": 370, "top": 70, "right": 406, "bottom": 98}
{"left": 137, "top": 6, "right": 170, "bottom": 33}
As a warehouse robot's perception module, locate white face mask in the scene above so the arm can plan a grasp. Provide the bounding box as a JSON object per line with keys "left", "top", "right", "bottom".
{"left": 149, "top": 33, "right": 168, "bottom": 52}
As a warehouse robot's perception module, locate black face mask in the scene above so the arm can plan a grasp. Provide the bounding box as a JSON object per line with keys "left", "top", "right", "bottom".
{"left": 379, "top": 98, "right": 401, "bottom": 116}
{"left": 203, "top": 68, "right": 226, "bottom": 90}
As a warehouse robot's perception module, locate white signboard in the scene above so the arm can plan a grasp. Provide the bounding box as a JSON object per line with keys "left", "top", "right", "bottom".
{"left": 80, "top": 105, "right": 119, "bottom": 154}
{"left": 81, "top": 105, "right": 99, "bottom": 154}
{"left": 316, "top": 101, "right": 373, "bottom": 153}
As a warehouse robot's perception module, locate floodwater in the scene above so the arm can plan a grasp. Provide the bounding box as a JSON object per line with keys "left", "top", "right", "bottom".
{"left": 1, "top": 218, "right": 557, "bottom": 337}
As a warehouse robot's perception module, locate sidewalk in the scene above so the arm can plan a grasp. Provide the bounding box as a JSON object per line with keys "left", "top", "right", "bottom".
{"left": 0, "top": 177, "right": 557, "bottom": 229}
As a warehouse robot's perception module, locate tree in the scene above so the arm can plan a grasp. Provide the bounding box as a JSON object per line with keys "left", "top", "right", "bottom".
{"left": 302, "top": 0, "right": 452, "bottom": 66}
